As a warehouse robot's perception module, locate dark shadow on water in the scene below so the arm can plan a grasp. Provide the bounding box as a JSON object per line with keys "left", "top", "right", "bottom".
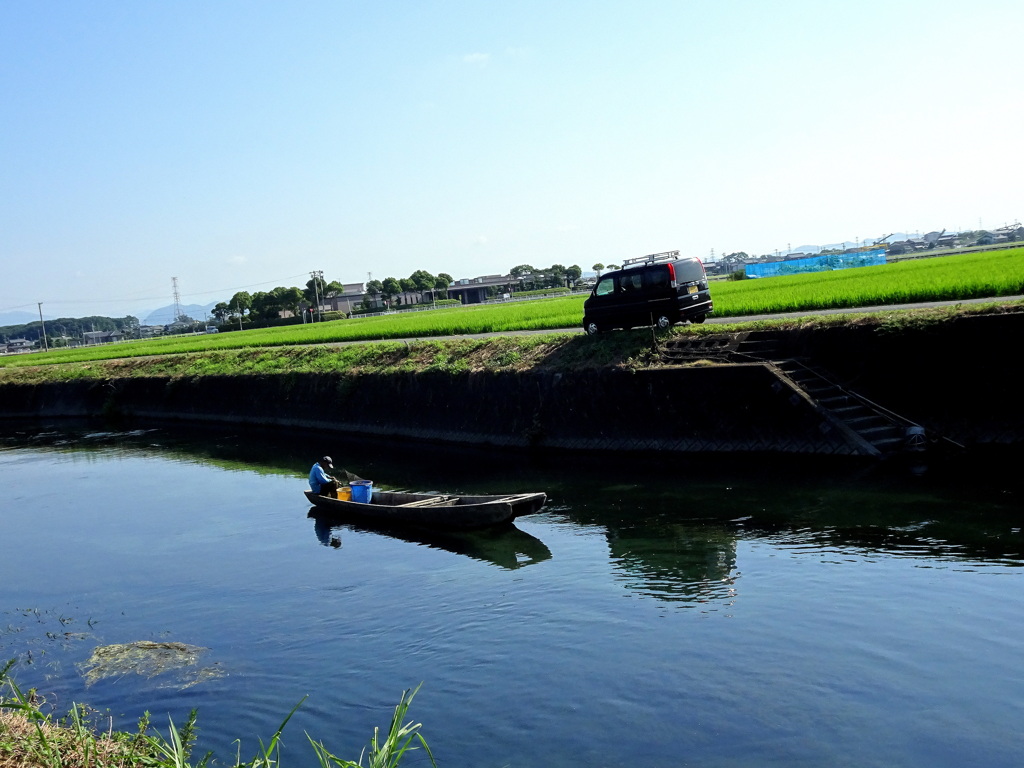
{"left": 309, "top": 509, "right": 552, "bottom": 570}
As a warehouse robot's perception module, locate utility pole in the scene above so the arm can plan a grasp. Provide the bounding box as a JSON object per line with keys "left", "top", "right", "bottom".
{"left": 37, "top": 303, "right": 48, "bottom": 351}
{"left": 310, "top": 270, "right": 324, "bottom": 321}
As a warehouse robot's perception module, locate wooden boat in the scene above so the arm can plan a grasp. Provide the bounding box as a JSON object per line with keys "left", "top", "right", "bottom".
{"left": 304, "top": 488, "right": 547, "bottom": 531}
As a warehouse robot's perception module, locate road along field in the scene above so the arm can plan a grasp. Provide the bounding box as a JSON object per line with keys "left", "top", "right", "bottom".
{"left": 3, "top": 246, "right": 1022, "bottom": 369}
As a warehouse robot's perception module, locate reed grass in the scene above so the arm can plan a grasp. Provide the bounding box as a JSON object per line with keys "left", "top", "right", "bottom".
{"left": 1, "top": 662, "right": 432, "bottom": 768}
{"left": 307, "top": 686, "right": 434, "bottom": 768}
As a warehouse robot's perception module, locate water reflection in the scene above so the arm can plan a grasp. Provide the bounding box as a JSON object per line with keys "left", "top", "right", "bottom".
{"left": 6, "top": 421, "right": 1022, "bottom": 586}
{"left": 596, "top": 504, "right": 1024, "bottom": 606}
{"left": 310, "top": 511, "right": 552, "bottom": 570}
{"left": 0, "top": 424, "right": 313, "bottom": 478}
{"left": 736, "top": 517, "right": 1024, "bottom": 566}
{"left": 558, "top": 470, "right": 1024, "bottom": 607}
{"left": 607, "top": 521, "right": 738, "bottom": 604}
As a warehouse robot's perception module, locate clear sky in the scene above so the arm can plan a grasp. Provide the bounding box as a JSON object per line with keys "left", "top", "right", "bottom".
{"left": 3, "top": 0, "right": 1021, "bottom": 319}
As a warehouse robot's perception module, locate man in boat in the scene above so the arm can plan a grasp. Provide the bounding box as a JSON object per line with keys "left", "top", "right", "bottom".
{"left": 309, "top": 456, "right": 340, "bottom": 498}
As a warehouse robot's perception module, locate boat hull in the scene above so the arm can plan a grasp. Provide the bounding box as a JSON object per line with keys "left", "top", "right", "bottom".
{"left": 304, "top": 489, "right": 547, "bottom": 530}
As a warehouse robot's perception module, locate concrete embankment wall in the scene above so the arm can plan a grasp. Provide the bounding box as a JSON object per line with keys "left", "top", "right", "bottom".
{"left": 0, "top": 365, "right": 858, "bottom": 455}
{"left": 2, "top": 310, "right": 1020, "bottom": 456}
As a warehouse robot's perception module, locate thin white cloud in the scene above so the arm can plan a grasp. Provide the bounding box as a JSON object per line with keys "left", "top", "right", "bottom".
{"left": 462, "top": 52, "right": 490, "bottom": 66}
{"left": 229, "top": 255, "right": 247, "bottom": 265}
{"left": 474, "top": 235, "right": 488, "bottom": 246}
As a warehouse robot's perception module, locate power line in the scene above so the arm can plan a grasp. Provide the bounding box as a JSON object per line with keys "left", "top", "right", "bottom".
{"left": 0, "top": 302, "right": 40, "bottom": 313}
{"left": 0, "top": 273, "right": 313, "bottom": 313}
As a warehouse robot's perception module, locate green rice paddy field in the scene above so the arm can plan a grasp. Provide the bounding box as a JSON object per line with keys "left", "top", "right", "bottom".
{"left": 4, "top": 247, "right": 1022, "bottom": 369}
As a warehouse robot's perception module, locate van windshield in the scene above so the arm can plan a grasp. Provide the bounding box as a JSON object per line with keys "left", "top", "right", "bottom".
{"left": 595, "top": 277, "right": 615, "bottom": 297}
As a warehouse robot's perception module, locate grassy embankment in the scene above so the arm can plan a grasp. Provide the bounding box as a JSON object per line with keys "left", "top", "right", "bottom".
{"left": 0, "top": 247, "right": 1020, "bottom": 388}
{"left": 0, "top": 661, "right": 433, "bottom": 768}
{"left": 1, "top": 247, "right": 1022, "bottom": 375}
{"left": 1, "top": 297, "right": 1022, "bottom": 388}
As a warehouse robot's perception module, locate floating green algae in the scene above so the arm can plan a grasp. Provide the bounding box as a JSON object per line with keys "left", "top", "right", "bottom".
{"left": 79, "top": 641, "right": 223, "bottom": 688}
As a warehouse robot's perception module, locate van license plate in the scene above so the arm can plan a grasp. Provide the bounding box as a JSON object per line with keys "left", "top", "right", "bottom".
{"left": 687, "top": 285, "right": 698, "bottom": 294}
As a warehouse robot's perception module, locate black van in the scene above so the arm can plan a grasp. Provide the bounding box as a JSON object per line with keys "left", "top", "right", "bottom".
{"left": 582, "top": 251, "right": 713, "bottom": 335}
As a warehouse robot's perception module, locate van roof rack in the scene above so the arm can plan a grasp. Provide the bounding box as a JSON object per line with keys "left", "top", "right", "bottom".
{"left": 621, "top": 250, "right": 680, "bottom": 267}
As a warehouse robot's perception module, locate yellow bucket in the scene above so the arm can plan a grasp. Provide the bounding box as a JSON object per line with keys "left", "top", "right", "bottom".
{"left": 337, "top": 485, "right": 352, "bottom": 501}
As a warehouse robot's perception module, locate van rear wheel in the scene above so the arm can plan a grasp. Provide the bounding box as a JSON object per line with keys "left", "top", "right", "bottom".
{"left": 654, "top": 315, "right": 673, "bottom": 331}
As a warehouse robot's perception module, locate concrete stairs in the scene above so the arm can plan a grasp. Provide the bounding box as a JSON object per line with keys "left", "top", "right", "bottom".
{"left": 772, "top": 359, "right": 907, "bottom": 457}
{"left": 658, "top": 330, "right": 922, "bottom": 457}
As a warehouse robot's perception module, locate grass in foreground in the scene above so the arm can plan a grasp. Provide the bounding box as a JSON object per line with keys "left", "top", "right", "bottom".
{"left": 0, "top": 661, "right": 434, "bottom": 768}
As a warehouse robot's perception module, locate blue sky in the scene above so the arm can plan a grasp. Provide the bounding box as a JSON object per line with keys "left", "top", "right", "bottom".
{"left": 2, "top": 1, "right": 1021, "bottom": 319}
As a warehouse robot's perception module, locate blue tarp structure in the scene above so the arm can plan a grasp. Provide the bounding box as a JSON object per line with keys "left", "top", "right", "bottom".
{"left": 745, "top": 249, "right": 886, "bottom": 278}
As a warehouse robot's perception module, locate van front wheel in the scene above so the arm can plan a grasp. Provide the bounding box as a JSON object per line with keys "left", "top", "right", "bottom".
{"left": 584, "top": 320, "right": 602, "bottom": 336}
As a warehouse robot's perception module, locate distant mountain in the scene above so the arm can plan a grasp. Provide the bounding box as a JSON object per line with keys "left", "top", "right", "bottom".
{"left": 0, "top": 311, "right": 41, "bottom": 327}
{"left": 791, "top": 245, "right": 823, "bottom": 255}
{"left": 818, "top": 242, "right": 855, "bottom": 252}
{"left": 2, "top": 303, "right": 223, "bottom": 332}
{"left": 142, "top": 302, "right": 220, "bottom": 326}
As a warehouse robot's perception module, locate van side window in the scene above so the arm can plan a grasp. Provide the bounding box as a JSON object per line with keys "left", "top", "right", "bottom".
{"left": 647, "top": 266, "right": 670, "bottom": 289}
{"left": 595, "top": 277, "right": 615, "bottom": 297}
{"left": 621, "top": 273, "right": 642, "bottom": 292}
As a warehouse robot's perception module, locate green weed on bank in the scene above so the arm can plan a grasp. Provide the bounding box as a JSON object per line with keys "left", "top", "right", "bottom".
{"left": 0, "top": 661, "right": 434, "bottom": 768}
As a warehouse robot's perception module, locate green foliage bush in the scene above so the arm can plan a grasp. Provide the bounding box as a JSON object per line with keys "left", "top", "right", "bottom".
{"left": 236, "top": 315, "right": 303, "bottom": 331}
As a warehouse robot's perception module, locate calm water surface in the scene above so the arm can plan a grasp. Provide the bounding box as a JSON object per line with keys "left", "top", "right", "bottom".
{"left": 2, "top": 423, "right": 1023, "bottom": 767}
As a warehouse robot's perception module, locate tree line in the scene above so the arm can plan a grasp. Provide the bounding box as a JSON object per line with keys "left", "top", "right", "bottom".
{"left": 209, "top": 269, "right": 456, "bottom": 323}
{"left": 4, "top": 261, "right": 592, "bottom": 343}
{"left": 212, "top": 262, "right": 588, "bottom": 323}
{"left": 0, "top": 315, "right": 139, "bottom": 345}
{"left": 509, "top": 264, "right": 584, "bottom": 287}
